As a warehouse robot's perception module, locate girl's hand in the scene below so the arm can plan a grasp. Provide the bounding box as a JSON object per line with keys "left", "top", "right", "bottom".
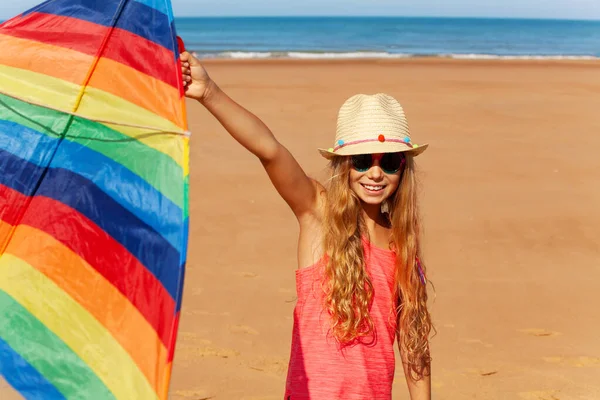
{"left": 180, "top": 51, "right": 212, "bottom": 102}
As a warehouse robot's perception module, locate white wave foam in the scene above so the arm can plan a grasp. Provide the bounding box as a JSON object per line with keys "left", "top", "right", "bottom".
{"left": 286, "top": 52, "right": 413, "bottom": 59}
{"left": 196, "top": 51, "right": 599, "bottom": 60}
{"left": 199, "top": 51, "right": 414, "bottom": 59}
{"left": 215, "top": 51, "right": 276, "bottom": 59}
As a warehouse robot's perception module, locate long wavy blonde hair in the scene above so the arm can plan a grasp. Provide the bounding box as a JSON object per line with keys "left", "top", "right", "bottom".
{"left": 322, "top": 154, "right": 433, "bottom": 380}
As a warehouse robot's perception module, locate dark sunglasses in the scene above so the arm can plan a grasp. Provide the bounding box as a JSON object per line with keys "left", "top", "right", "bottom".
{"left": 351, "top": 153, "right": 406, "bottom": 174}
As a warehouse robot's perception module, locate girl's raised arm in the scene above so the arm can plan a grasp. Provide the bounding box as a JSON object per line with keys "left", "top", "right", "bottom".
{"left": 181, "top": 52, "right": 319, "bottom": 219}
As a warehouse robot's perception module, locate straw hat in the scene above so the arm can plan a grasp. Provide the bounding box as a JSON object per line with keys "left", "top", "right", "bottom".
{"left": 318, "top": 93, "right": 428, "bottom": 159}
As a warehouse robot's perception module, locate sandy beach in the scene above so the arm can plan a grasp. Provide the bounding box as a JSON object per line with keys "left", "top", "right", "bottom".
{"left": 2, "top": 58, "right": 599, "bottom": 399}
{"left": 171, "top": 58, "right": 600, "bottom": 400}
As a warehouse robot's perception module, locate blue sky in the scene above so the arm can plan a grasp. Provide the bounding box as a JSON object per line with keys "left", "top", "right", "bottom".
{"left": 1, "top": 0, "right": 599, "bottom": 20}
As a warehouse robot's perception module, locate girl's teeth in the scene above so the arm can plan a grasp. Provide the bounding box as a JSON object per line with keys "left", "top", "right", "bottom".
{"left": 365, "top": 185, "right": 383, "bottom": 190}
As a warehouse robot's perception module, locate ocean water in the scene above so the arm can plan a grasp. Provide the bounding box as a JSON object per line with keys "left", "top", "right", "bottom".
{"left": 175, "top": 17, "right": 600, "bottom": 59}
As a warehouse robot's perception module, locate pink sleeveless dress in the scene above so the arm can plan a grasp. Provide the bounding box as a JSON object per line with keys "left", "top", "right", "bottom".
{"left": 284, "top": 238, "right": 398, "bottom": 399}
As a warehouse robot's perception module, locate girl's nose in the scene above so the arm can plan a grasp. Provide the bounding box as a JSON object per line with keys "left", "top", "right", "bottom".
{"left": 367, "top": 163, "right": 384, "bottom": 180}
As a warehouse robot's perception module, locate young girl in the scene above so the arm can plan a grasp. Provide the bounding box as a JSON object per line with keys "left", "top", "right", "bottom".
{"left": 180, "top": 52, "right": 433, "bottom": 399}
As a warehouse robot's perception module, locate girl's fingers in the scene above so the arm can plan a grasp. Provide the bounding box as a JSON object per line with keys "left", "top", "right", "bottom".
{"left": 180, "top": 60, "right": 192, "bottom": 86}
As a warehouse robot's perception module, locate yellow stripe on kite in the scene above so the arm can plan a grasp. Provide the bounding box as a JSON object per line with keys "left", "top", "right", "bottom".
{"left": 0, "top": 64, "right": 79, "bottom": 112}
{"left": 77, "top": 87, "right": 184, "bottom": 134}
{"left": 183, "top": 136, "right": 190, "bottom": 176}
{"left": 0, "top": 254, "right": 159, "bottom": 400}
{"left": 6, "top": 225, "right": 170, "bottom": 396}
{"left": 0, "top": 65, "right": 186, "bottom": 166}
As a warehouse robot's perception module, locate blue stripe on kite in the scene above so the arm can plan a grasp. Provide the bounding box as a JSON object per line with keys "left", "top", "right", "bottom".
{"left": 0, "top": 120, "right": 183, "bottom": 250}
{"left": 24, "top": 0, "right": 119, "bottom": 26}
{"left": 0, "top": 128, "right": 51, "bottom": 202}
{"left": 181, "top": 217, "right": 189, "bottom": 267}
{"left": 175, "top": 263, "right": 185, "bottom": 312}
{"left": 164, "top": 0, "right": 176, "bottom": 22}
{"left": 0, "top": 336, "right": 66, "bottom": 400}
{"left": 0, "top": 121, "right": 57, "bottom": 167}
{"left": 133, "top": 0, "right": 172, "bottom": 21}
{"left": 170, "top": 19, "right": 180, "bottom": 60}
{"left": 119, "top": 0, "right": 174, "bottom": 51}
{"left": 0, "top": 149, "right": 181, "bottom": 301}
{"left": 163, "top": 0, "right": 179, "bottom": 60}
{"left": 28, "top": 0, "right": 174, "bottom": 51}
{"left": 53, "top": 144, "right": 184, "bottom": 251}
{"left": 175, "top": 216, "right": 189, "bottom": 312}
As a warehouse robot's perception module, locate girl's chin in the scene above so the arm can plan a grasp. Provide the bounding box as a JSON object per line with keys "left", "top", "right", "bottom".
{"left": 359, "top": 196, "right": 387, "bottom": 206}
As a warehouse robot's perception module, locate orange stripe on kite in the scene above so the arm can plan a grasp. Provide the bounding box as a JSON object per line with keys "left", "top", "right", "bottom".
{"left": 89, "top": 57, "right": 185, "bottom": 129}
{"left": 0, "top": 218, "right": 13, "bottom": 248}
{"left": 160, "top": 361, "right": 174, "bottom": 400}
{"left": 4, "top": 224, "right": 169, "bottom": 396}
{"left": 0, "top": 33, "right": 90, "bottom": 83}
{"left": 0, "top": 34, "right": 184, "bottom": 128}
{"left": 2, "top": 12, "right": 179, "bottom": 88}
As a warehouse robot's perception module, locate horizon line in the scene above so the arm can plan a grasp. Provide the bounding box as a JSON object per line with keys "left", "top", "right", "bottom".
{"left": 1, "top": 14, "right": 599, "bottom": 23}
{"left": 171, "top": 15, "right": 600, "bottom": 22}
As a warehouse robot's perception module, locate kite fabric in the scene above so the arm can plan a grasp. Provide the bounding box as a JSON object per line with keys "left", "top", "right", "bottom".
{"left": 0, "top": 0, "right": 190, "bottom": 399}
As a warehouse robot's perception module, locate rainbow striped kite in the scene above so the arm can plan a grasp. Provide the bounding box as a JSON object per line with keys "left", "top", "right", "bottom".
{"left": 0, "top": 0, "right": 189, "bottom": 399}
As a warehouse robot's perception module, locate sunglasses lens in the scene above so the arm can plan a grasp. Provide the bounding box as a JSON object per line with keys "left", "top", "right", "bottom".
{"left": 380, "top": 153, "right": 404, "bottom": 173}
{"left": 351, "top": 154, "right": 372, "bottom": 172}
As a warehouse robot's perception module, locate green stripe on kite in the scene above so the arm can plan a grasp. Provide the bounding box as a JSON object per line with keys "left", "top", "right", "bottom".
{"left": 0, "top": 93, "right": 184, "bottom": 209}
{"left": 183, "top": 174, "right": 189, "bottom": 219}
{"left": 0, "top": 290, "right": 116, "bottom": 400}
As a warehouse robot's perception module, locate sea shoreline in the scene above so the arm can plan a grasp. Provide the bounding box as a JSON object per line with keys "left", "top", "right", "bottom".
{"left": 195, "top": 56, "right": 600, "bottom": 67}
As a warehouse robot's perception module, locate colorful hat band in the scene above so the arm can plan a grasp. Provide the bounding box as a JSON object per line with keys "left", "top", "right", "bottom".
{"left": 331, "top": 135, "right": 419, "bottom": 152}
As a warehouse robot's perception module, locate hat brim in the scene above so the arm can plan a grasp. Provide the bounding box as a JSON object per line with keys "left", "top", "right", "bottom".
{"left": 318, "top": 142, "right": 428, "bottom": 160}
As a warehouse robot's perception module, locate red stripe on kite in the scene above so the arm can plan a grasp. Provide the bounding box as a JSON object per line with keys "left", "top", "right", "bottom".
{"left": 0, "top": 184, "right": 176, "bottom": 347}
{"left": 1, "top": 12, "right": 178, "bottom": 88}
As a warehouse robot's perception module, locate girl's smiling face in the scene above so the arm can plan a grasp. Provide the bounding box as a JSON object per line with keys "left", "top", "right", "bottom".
{"left": 348, "top": 153, "right": 405, "bottom": 205}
